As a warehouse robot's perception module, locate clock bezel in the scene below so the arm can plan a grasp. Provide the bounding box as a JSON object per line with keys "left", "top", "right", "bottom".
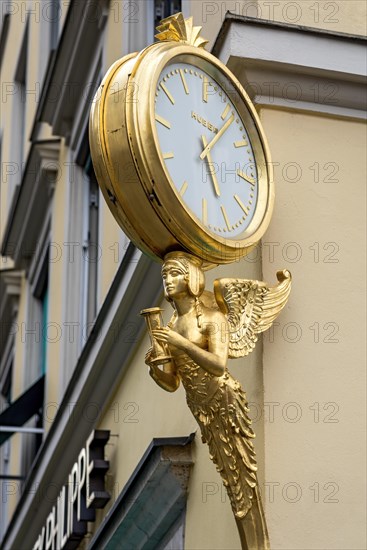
{"left": 127, "top": 43, "right": 274, "bottom": 264}
{"left": 90, "top": 41, "right": 274, "bottom": 266}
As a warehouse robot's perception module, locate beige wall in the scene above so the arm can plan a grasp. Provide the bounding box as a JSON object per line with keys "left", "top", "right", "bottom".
{"left": 260, "top": 108, "right": 366, "bottom": 549}
{"left": 97, "top": 200, "right": 129, "bottom": 309}
{"left": 188, "top": 0, "right": 367, "bottom": 48}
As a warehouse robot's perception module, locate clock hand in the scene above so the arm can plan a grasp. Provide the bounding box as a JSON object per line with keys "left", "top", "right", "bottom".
{"left": 200, "top": 114, "right": 235, "bottom": 160}
{"left": 201, "top": 135, "right": 220, "bottom": 197}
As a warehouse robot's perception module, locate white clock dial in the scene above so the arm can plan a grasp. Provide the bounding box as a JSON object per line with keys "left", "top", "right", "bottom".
{"left": 155, "top": 62, "right": 258, "bottom": 239}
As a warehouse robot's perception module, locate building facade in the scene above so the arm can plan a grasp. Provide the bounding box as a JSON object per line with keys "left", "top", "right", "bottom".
{"left": 0, "top": 1, "right": 366, "bottom": 549}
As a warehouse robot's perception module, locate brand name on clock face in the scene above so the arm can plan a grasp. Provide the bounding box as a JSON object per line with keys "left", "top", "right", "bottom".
{"left": 191, "top": 111, "right": 218, "bottom": 134}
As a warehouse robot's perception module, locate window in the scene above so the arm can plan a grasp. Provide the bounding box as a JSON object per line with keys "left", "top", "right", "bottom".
{"left": 38, "top": 0, "right": 60, "bottom": 85}
{"left": 0, "top": 326, "right": 14, "bottom": 539}
{"left": 0, "top": 131, "right": 3, "bottom": 207}
{"left": 0, "top": 438, "right": 11, "bottom": 539}
{"left": 75, "top": 125, "right": 100, "bottom": 344}
{"left": 81, "top": 157, "right": 99, "bottom": 339}
{"left": 8, "top": 21, "right": 28, "bottom": 207}
{"left": 154, "top": 0, "right": 182, "bottom": 34}
{"left": 49, "top": 0, "right": 60, "bottom": 51}
{"left": 123, "top": 0, "right": 182, "bottom": 53}
{"left": 161, "top": 514, "right": 185, "bottom": 549}
{"left": 38, "top": 268, "right": 49, "bottom": 377}
{"left": 0, "top": 360, "right": 12, "bottom": 407}
{"left": 19, "top": 240, "right": 50, "bottom": 474}
{"left": 29, "top": 242, "right": 50, "bottom": 378}
{"left": 0, "top": 268, "right": 21, "bottom": 431}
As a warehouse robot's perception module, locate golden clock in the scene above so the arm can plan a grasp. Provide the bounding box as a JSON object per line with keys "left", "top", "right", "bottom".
{"left": 89, "top": 13, "right": 274, "bottom": 265}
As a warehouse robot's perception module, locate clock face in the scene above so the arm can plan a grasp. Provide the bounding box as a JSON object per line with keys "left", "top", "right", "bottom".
{"left": 154, "top": 61, "right": 258, "bottom": 239}
{"left": 91, "top": 41, "right": 273, "bottom": 266}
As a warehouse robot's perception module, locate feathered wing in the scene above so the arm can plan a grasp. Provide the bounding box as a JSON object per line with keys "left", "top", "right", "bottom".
{"left": 214, "top": 270, "right": 292, "bottom": 358}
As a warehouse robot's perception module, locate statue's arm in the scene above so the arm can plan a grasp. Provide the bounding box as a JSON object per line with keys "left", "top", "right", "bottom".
{"left": 153, "top": 311, "right": 229, "bottom": 377}
{"left": 145, "top": 350, "right": 180, "bottom": 392}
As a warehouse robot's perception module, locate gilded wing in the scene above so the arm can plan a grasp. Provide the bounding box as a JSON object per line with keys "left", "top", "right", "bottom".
{"left": 214, "top": 270, "right": 292, "bottom": 358}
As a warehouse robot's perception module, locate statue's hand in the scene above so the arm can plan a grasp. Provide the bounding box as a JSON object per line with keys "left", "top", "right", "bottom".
{"left": 152, "top": 327, "right": 188, "bottom": 352}
{"left": 148, "top": 363, "right": 160, "bottom": 378}
{"left": 145, "top": 350, "right": 161, "bottom": 381}
{"left": 145, "top": 347, "right": 154, "bottom": 366}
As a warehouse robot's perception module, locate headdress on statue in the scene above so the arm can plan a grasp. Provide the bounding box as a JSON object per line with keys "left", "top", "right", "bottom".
{"left": 163, "top": 251, "right": 205, "bottom": 297}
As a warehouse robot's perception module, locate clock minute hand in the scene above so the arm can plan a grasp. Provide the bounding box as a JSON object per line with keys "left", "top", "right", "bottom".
{"left": 201, "top": 135, "right": 220, "bottom": 197}
{"left": 200, "top": 114, "right": 235, "bottom": 160}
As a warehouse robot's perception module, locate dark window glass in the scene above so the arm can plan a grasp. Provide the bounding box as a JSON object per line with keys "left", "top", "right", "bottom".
{"left": 154, "top": 0, "right": 182, "bottom": 34}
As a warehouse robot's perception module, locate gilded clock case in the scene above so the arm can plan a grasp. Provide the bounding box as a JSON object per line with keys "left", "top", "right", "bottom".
{"left": 89, "top": 42, "right": 274, "bottom": 265}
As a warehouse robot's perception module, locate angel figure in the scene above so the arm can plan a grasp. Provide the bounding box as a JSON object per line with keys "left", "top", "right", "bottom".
{"left": 144, "top": 251, "right": 291, "bottom": 550}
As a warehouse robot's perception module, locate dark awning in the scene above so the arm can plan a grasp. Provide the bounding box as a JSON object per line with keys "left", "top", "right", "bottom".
{"left": 0, "top": 375, "right": 45, "bottom": 446}
{"left": 89, "top": 434, "right": 195, "bottom": 549}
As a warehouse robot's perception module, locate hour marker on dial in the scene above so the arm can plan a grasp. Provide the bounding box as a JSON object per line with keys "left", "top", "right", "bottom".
{"left": 221, "top": 104, "right": 230, "bottom": 120}
{"left": 234, "top": 140, "right": 248, "bottom": 148}
{"left": 201, "top": 134, "right": 221, "bottom": 197}
{"left": 163, "top": 152, "right": 174, "bottom": 159}
{"left": 179, "top": 69, "right": 189, "bottom": 94}
{"left": 203, "top": 76, "right": 209, "bottom": 102}
{"left": 234, "top": 194, "right": 249, "bottom": 216}
{"left": 202, "top": 198, "right": 208, "bottom": 225}
{"left": 179, "top": 181, "right": 188, "bottom": 196}
{"left": 221, "top": 205, "right": 232, "bottom": 231}
{"left": 155, "top": 114, "right": 171, "bottom": 129}
{"left": 160, "top": 82, "right": 175, "bottom": 105}
{"left": 237, "top": 169, "right": 255, "bottom": 186}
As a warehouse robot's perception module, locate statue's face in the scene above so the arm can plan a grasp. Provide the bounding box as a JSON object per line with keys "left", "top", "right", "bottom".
{"left": 162, "top": 261, "right": 188, "bottom": 299}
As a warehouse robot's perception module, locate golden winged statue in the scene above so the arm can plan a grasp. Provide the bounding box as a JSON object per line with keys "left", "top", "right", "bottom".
{"left": 142, "top": 252, "right": 291, "bottom": 550}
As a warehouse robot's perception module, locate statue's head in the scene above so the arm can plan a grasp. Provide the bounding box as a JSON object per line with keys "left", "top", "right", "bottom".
{"left": 162, "top": 252, "right": 205, "bottom": 300}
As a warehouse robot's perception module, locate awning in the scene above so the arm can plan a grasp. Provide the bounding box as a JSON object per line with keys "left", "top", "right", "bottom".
{"left": 0, "top": 375, "right": 45, "bottom": 446}
{"left": 89, "top": 434, "right": 195, "bottom": 549}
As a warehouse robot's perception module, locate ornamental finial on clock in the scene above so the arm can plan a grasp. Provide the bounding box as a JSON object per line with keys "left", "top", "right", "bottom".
{"left": 155, "top": 12, "right": 209, "bottom": 49}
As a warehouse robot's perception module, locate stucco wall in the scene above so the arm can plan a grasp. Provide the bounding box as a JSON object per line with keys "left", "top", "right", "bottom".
{"left": 188, "top": 0, "right": 367, "bottom": 48}
{"left": 260, "top": 108, "right": 366, "bottom": 549}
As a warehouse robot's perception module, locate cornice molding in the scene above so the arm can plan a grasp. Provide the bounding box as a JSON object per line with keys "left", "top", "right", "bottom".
{"left": 212, "top": 13, "right": 367, "bottom": 119}
{"left": 33, "top": 0, "right": 109, "bottom": 141}
{"left": 1, "top": 140, "right": 60, "bottom": 268}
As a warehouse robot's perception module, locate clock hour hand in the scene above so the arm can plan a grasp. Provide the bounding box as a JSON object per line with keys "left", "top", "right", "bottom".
{"left": 200, "top": 114, "right": 234, "bottom": 160}
{"left": 201, "top": 135, "right": 220, "bottom": 197}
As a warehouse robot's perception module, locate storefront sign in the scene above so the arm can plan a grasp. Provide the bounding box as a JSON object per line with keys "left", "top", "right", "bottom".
{"left": 33, "top": 429, "right": 110, "bottom": 550}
